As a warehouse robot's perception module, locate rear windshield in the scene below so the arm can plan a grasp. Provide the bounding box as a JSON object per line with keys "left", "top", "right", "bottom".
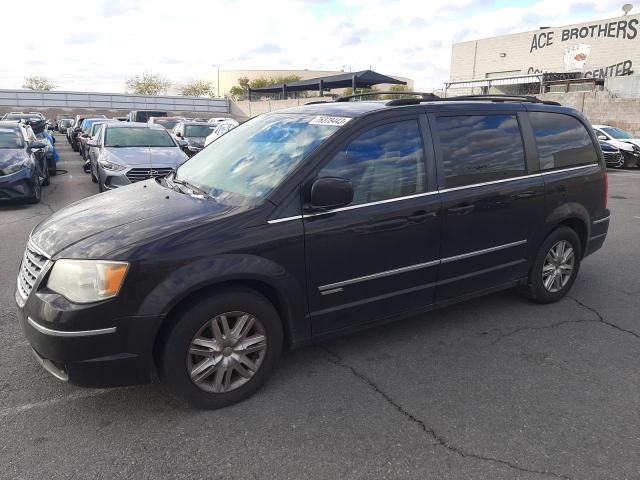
{"left": 185, "top": 124, "right": 215, "bottom": 137}
{"left": 154, "top": 119, "right": 180, "bottom": 130}
{"left": 0, "top": 128, "right": 24, "bottom": 148}
{"left": 105, "top": 127, "right": 176, "bottom": 147}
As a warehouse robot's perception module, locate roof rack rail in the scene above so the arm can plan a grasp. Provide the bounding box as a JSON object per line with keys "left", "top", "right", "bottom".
{"left": 335, "top": 91, "right": 439, "bottom": 102}
{"left": 442, "top": 94, "right": 561, "bottom": 105}
{"left": 304, "top": 100, "right": 331, "bottom": 105}
{"left": 384, "top": 94, "right": 561, "bottom": 107}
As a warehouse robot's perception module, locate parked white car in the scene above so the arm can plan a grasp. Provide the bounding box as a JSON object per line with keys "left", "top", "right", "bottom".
{"left": 204, "top": 120, "right": 239, "bottom": 146}
{"left": 207, "top": 117, "right": 235, "bottom": 125}
{"left": 592, "top": 124, "right": 640, "bottom": 168}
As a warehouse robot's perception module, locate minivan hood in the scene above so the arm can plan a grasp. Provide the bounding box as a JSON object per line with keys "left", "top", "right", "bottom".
{"left": 104, "top": 147, "right": 188, "bottom": 167}
{"left": 30, "top": 179, "right": 244, "bottom": 259}
{"left": 0, "top": 149, "right": 28, "bottom": 169}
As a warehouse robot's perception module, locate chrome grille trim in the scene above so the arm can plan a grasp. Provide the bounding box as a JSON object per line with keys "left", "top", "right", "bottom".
{"left": 126, "top": 168, "right": 174, "bottom": 183}
{"left": 16, "top": 241, "right": 50, "bottom": 303}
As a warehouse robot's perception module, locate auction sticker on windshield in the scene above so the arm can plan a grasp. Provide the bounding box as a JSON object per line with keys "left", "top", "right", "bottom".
{"left": 309, "top": 116, "right": 351, "bottom": 126}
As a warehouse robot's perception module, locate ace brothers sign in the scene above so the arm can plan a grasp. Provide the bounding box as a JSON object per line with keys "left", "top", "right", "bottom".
{"left": 526, "top": 18, "right": 638, "bottom": 78}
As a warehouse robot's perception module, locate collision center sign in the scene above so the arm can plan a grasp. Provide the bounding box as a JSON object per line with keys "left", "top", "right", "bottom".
{"left": 526, "top": 17, "right": 639, "bottom": 79}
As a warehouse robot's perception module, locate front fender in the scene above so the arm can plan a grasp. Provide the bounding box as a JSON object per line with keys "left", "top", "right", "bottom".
{"left": 137, "top": 253, "right": 307, "bottom": 341}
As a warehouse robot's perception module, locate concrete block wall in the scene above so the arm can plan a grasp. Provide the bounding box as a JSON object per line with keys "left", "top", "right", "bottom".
{"left": 540, "top": 90, "right": 640, "bottom": 136}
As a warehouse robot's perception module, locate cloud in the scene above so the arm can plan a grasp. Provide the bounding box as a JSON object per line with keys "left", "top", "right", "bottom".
{"left": 0, "top": 0, "right": 626, "bottom": 93}
{"left": 65, "top": 32, "right": 100, "bottom": 45}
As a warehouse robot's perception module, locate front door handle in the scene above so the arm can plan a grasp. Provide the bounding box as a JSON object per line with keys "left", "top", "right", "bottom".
{"left": 408, "top": 210, "right": 435, "bottom": 222}
{"left": 447, "top": 204, "right": 474, "bottom": 215}
{"left": 514, "top": 190, "right": 539, "bottom": 199}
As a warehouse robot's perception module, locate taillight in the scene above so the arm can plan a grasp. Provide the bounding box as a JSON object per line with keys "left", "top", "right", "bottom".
{"left": 603, "top": 170, "right": 608, "bottom": 209}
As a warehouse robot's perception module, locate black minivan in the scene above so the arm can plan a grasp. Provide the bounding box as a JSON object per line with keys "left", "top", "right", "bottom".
{"left": 16, "top": 96, "right": 610, "bottom": 409}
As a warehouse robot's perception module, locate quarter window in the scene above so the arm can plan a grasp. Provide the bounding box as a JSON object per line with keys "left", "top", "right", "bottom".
{"left": 529, "top": 112, "right": 599, "bottom": 170}
{"left": 319, "top": 120, "right": 426, "bottom": 205}
{"left": 435, "top": 114, "right": 526, "bottom": 188}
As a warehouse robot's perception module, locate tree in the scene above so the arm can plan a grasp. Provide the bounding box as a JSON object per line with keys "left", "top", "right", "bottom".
{"left": 228, "top": 75, "right": 302, "bottom": 100}
{"left": 180, "top": 80, "right": 216, "bottom": 97}
{"left": 23, "top": 76, "right": 55, "bottom": 91}
{"left": 384, "top": 84, "right": 411, "bottom": 99}
{"left": 125, "top": 73, "right": 171, "bottom": 95}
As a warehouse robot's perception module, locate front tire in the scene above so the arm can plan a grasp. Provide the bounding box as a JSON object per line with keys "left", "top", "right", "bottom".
{"left": 160, "top": 288, "right": 283, "bottom": 409}
{"left": 524, "top": 227, "right": 582, "bottom": 303}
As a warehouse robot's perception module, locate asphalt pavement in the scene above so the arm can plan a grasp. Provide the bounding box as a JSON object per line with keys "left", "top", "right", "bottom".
{"left": 1, "top": 134, "right": 639, "bottom": 480}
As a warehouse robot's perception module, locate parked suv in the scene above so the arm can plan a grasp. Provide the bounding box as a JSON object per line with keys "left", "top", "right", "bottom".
{"left": 15, "top": 95, "right": 609, "bottom": 409}
{"left": 127, "top": 110, "right": 168, "bottom": 122}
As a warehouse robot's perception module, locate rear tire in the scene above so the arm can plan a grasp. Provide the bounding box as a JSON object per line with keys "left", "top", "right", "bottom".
{"left": 160, "top": 288, "right": 283, "bottom": 409}
{"left": 523, "top": 227, "right": 582, "bottom": 304}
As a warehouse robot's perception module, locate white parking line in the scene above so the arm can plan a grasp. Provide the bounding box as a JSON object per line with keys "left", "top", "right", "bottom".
{"left": 0, "top": 389, "right": 110, "bottom": 418}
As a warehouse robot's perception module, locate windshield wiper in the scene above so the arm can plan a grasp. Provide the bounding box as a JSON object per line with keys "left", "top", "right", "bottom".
{"left": 171, "top": 175, "right": 213, "bottom": 199}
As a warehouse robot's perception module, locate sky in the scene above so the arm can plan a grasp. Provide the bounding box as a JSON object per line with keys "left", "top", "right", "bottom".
{"left": 0, "top": 0, "right": 630, "bottom": 93}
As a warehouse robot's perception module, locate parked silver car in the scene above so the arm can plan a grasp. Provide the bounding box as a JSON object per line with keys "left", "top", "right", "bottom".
{"left": 173, "top": 121, "right": 215, "bottom": 157}
{"left": 87, "top": 122, "right": 189, "bottom": 192}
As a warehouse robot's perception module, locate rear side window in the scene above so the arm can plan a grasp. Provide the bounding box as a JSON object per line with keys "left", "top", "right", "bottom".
{"left": 435, "top": 114, "right": 526, "bottom": 188}
{"left": 319, "top": 120, "right": 426, "bottom": 205}
{"left": 529, "top": 112, "right": 598, "bottom": 170}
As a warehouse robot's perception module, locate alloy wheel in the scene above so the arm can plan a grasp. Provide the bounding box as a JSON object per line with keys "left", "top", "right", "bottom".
{"left": 542, "top": 240, "right": 575, "bottom": 293}
{"left": 186, "top": 311, "right": 267, "bottom": 393}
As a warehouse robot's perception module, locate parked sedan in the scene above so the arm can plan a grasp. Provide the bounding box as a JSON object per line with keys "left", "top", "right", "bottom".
{"left": 78, "top": 118, "right": 109, "bottom": 160}
{"left": 599, "top": 140, "right": 625, "bottom": 168}
{"left": 174, "top": 121, "right": 215, "bottom": 157}
{"left": 0, "top": 122, "right": 48, "bottom": 203}
{"left": 593, "top": 124, "right": 640, "bottom": 168}
{"left": 58, "top": 118, "right": 74, "bottom": 134}
{"left": 88, "top": 122, "right": 188, "bottom": 192}
{"left": 204, "top": 119, "right": 239, "bottom": 146}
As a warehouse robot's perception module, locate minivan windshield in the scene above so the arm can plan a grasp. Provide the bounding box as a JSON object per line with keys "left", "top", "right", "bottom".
{"left": 0, "top": 128, "right": 24, "bottom": 148}
{"left": 105, "top": 127, "right": 176, "bottom": 147}
{"left": 602, "top": 127, "right": 634, "bottom": 140}
{"left": 175, "top": 113, "right": 344, "bottom": 203}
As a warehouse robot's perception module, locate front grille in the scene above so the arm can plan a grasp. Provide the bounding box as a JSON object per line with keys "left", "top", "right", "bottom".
{"left": 126, "top": 167, "right": 174, "bottom": 183}
{"left": 603, "top": 151, "right": 623, "bottom": 166}
{"left": 17, "top": 242, "right": 50, "bottom": 301}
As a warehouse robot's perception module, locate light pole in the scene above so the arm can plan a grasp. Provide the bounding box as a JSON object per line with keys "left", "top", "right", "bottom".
{"left": 212, "top": 64, "right": 220, "bottom": 97}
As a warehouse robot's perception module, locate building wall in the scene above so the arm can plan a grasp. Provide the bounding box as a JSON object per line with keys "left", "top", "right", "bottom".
{"left": 451, "top": 13, "right": 640, "bottom": 82}
{"left": 204, "top": 69, "right": 414, "bottom": 95}
{"left": 541, "top": 90, "right": 640, "bottom": 136}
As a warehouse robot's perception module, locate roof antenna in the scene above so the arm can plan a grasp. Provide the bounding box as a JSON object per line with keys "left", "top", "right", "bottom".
{"left": 622, "top": 3, "right": 633, "bottom": 15}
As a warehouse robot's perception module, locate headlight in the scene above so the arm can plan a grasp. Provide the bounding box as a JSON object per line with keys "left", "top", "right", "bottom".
{"left": 99, "top": 158, "right": 127, "bottom": 171}
{"left": 47, "top": 260, "right": 129, "bottom": 303}
{"left": 4, "top": 159, "right": 32, "bottom": 175}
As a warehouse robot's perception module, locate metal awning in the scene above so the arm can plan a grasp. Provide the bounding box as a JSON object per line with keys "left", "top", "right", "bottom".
{"left": 445, "top": 73, "right": 543, "bottom": 89}
{"left": 249, "top": 70, "right": 406, "bottom": 94}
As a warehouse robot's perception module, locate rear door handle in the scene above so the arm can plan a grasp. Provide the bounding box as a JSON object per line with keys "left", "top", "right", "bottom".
{"left": 447, "top": 204, "right": 474, "bottom": 215}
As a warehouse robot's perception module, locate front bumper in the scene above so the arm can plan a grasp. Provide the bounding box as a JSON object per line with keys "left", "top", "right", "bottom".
{"left": 16, "top": 280, "right": 164, "bottom": 387}
{"left": 621, "top": 150, "right": 640, "bottom": 168}
{"left": 0, "top": 167, "right": 37, "bottom": 201}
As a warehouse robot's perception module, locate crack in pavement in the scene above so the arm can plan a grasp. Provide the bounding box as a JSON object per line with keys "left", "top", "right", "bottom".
{"left": 317, "top": 344, "right": 572, "bottom": 480}
{"left": 568, "top": 296, "right": 640, "bottom": 340}
{"left": 484, "top": 297, "right": 640, "bottom": 345}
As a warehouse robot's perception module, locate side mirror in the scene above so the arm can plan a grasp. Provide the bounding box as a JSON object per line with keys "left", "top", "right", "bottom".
{"left": 309, "top": 177, "right": 353, "bottom": 211}
{"left": 177, "top": 139, "right": 188, "bottom": 148}
{"left": 597, "top": 135, "right": 607, "bottom": 141}
{"left": 29, "top": 140, "right": 47, "bottom": 150}
{"left": 74, "top": 127, "right": 82, "bottom": 132}
{"left": 176, "top": 132, "right": 182, "bottom": 138}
